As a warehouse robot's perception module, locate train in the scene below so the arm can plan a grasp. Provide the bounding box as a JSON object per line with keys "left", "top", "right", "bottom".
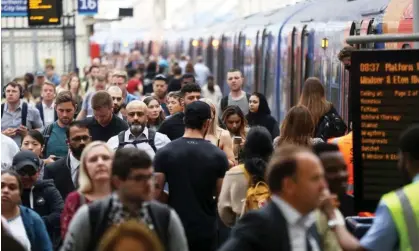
{"left": 125, "top": 0, "right": 414, "bottom": 123}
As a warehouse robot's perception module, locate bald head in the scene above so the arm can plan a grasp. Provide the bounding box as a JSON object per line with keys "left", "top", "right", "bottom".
{"left": 107, "top": 86, "right": 123, "bottom": 114}
{"left": 126, "top": 100, "right": 147, "bottom": 111}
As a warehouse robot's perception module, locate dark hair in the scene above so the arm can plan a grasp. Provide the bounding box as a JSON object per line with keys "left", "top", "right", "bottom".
{"left": 181, "top": 74, "right": 196, "bottom": 83}
{"left": 277, "top": 106, "right": 315, "bottom": 147}
{"left": 227, "top": 68, "right": 242, "bottom": 76}
{"left": 147, "top": 62, "right": 158, "bottom": 73}
{"left": 1, "top": 170, "right": 23, "bottom": 195}
{"left": 22, "top": 130, "right": 45, "bottom": 146}
{"left": 24, "top": 73, "right": 34, "bottom": 85}
{"left": 180, "top": 83, "right": 201, "bottom": 97}
{"left": 312, "top": 143, "right": 340, "bottom": 157}
{"left": 173, "top": 66, "right": 182, "bottom": 75}
{"left": 399, "top": 124, "right": 419, "bottom": 161}
{"left": 92, "top": 91, "right": 113, "bottom": 110}
{"left": 56, "top": 90, "right": 76, "bottom": 107}
{"left": 222, "top": 105, "right": 248, "bottom": 139}
{"left": 143, "top": 96, "right": 165, "bottom": 126}
{"left": 112, "top": 148, "right": 152, "bottom": 180}
{"left": 337, "top": 46, "right": 355, "bottom": 61}
{"left": 266, "top": 144, "right": 311, "bottom": 192}
{"left": 250, "top": 92, "right": 271, "bottom": 115}
{"left": 65, "top": 120, "right": 89, "bottom": 139}
{"left": 243, "top": 126, "right": 274, "bottom": 184}
{"left": 89, "top": 65, "right": 99, "bottom": 73}
{"left": 127, "top": 68, "right": 138, "bottom": 78}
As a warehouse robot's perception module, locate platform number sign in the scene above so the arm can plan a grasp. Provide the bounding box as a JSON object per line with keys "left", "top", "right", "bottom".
{"left": 78, "top": 0, "right": 97, "bottom": 15}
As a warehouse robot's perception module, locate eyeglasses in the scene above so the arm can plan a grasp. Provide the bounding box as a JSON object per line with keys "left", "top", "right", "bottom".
{"left": 16, "top": 166, "right": 37, "bottom": 176}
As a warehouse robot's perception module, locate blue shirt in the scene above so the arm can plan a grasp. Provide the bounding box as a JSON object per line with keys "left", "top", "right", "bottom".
{"left": 360, "top": 173, "right": 419, "bottom": 251}
{"left": 125, "top": 93, "right": 138, "bottom": 104}
{"left": 45, "top": 122, "right": 68, "bottom": 157}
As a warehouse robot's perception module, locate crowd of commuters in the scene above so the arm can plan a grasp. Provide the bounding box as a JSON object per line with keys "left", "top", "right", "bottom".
{"left": 1, "top": 48, "right": 418, "bottom": 251}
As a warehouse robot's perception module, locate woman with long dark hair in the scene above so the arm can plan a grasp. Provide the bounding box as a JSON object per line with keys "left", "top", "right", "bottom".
{"left": 222, "top": 106, "right": 248, "bottom": 164}
{"left": 218, "top": 126, "right": 274, "bottom": 227}
{"left": 245, "top": 92, "right": 279, "bottom": 139}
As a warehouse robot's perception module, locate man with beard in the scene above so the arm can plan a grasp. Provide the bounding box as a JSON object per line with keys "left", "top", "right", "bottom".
{"left": 154, "top": 101, "right": 229, "bottom": 251}
{"left": 44, "top": 120, "right": 92, "bottom": 201}
{"left": 107, "top": 85, "right": 125, "bottom": 120}
{"left": 107, "top": 100, "right": 170, "bottom": 159}
{"left": 152, "top": 74, "right": 170, "bottom": 116}
{"left": 320, "top": 125, "right": 419, "bottom": 251}
{"left": 60, "top": 148, "right": 189, "bottom": 251}
{"left": 42, "top": 91, "right": 77, "bottom": 158}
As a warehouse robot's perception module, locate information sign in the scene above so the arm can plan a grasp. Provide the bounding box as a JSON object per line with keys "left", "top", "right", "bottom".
{"left": 27, "top": 0, "right": 61, "bottom": 26}
{"left": 351, "top": 49, "right": 419, "bottom": 212}
{"left": 78, "top": 0, "right": 98, "bottom": 15}
{"left": 2, "top": 0, "right": 27, "bottom": 17}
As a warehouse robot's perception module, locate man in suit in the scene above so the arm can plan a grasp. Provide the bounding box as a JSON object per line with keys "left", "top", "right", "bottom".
{"left": 220, "top": 144, "right": 327, "bottom": 251}
{"left": 35, "top": 81, "right": 57, "bottom": 126}
{"left": 43, "top": 120, "right": 92, "bottom": 201}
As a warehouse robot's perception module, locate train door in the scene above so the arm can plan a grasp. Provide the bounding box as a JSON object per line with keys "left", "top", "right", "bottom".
{"left": 341, "top": 21, "right": 357, "bottom": 124}
{"left": 206, "top": 37, "right": 214, "bottom": 73}
{"left": 242, "top": 35, "right": 254, "bottom": 94}
{"left": 254, "top": 31, "right": 261, "bottom": 92}
{"left": 300, "top": 26, "right": 314, "bottom": 86}
{"left": 288, "top": 27, "right": 299, "bottom": 107}
{"left": 217, "top": 36, "right": 225, "bottom": 93}
{"left": 261, "top": 29, "right": 274, "bottom": 97}
{"left": 222, "top": 35, "right": 234, "bottom": 93}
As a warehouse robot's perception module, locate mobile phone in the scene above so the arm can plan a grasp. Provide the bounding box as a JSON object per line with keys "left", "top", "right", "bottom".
{"left": 233, "top": 136, "right": 242, "bottom": 144}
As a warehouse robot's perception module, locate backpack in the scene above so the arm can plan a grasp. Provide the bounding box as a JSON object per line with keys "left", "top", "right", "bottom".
{"left": 240, "top": 165, "right": 271, "bottom": 214}
{"left": 220, "top": 93, "right": 251, "bottom": 113}
{"left": 87, "top": 197, "right": 170, "bottom": 251}
{"left": 42, "top": 123, "right": 54, "bottom": 157}
{"left": 315, "top": 107, "right": 347, "bottom": 141}
{"left": 1, "top": 102, "right": 28, "bottom": 126}
{"left": 117, "top": 128, "right": 157, "bottom": 152}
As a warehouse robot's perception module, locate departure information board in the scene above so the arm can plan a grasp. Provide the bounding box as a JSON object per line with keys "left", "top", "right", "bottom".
{"left": 351, "top": 49, "right": 419, "bottom": 212}
{"left": 27, "top": 0, "right": 61, "bottom": 26}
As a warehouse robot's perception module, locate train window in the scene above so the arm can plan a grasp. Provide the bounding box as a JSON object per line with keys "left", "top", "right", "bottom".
{"left": 260, "top": 29, "right": 268, "bottom": 94}
{"left": 206, "top": 37, "right": 214, "bottom": 72}
{"left": 216, "top": 36, "right": 225, "bottom": 93}
{"left": 254, "top": 31, "right": 260, "bottom": 92}
{"left": 264, "top": 33, "right": 275, "bottom": 106}
{"left": 197, "top": 38, "right": 204, "bottom": 57}
{"left": 243, "top": 35, "right": 254, "bottom": 94}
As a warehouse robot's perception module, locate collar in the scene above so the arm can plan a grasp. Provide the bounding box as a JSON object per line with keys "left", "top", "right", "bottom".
{"left": 5, "top": 100, "right": 23, "bottom": 112}
{"left": 413, "top": 173, "right": 419, "bottom": 183}
{"left": 42, "top": 101, "right": 55, "bottom": 109}
{"left": 116, "top": 112, "right": 123, "bottom": 120}
{"left": 69, "top": 152, "right": 80, "bottom": 168}
{"left": 128, "top": 127, "right": 149, "bottom": 140}
{"left": 271, "top": 195, "right": 315, "bottom": 228}
{"left": 93, "top": 114, "right": 114, "bottom": 127}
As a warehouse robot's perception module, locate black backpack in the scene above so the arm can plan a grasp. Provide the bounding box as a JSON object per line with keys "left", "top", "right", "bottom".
{"left": 117, "top": 128, "right": 157, "bottom": 152}
{"left": 315, "top": 107, "right": 347, "bottom": 141}
{"left": 87, "top": 197, "right": 171, "bottom": 251}
{"left": 1, "top": 102, "right": 28, "bottom": 126}
{"left": 220, "top": 93, "right": 251, "bottom": 113}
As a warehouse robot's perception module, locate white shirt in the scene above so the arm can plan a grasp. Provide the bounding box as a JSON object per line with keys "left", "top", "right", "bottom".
{"left": 107, "top": 127, "right": 170, "bottom": 159}
{"left": 42, "top": 102, "right": 55, "bottom": 126}
{"left": 1, "top": 134, "right": 20, "bottom": 170}
{"left": 202, "top": 84, "right": 223, "bottom": 106}
{"left": 69, "top": 153, "right": 80, "bottom": 185}
{"left": 271, "top": 195, "right": 320, "bottom": 251}
{"left": 194, "top": 63, "right": 211, "bottom": 86}
{"left": 7, "top": 215, "right": 31, "bottom": 251}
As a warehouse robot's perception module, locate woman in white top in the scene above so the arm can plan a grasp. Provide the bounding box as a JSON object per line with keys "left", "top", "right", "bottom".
{"left": 200, "top": 98, "right": 236, "bottom": 167}
{"left": 1, "top": 170, "right": 53, "bottom": 251}
{"left": 201, "top": 76, "right": 222, "bottom": 106}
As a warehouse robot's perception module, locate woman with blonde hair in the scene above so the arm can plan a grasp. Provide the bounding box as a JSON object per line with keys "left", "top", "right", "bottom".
{"left": 99, "top": 220, "right": 164, "bottom": 251}
{"left": 298, "top": 77, "right": 347, "bottom": 141}
{"left": 60, "top": 141, "right": 113, "bottom": 239}
{"left": 200, "top": 98, "right": 235, "bottom": 167}
{"left": 274, "top": 105, "right": 323, "bottom": 148}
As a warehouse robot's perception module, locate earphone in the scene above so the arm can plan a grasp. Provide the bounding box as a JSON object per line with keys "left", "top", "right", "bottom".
{"left": 3, "top": 81, "right": 24, "bottom": 99}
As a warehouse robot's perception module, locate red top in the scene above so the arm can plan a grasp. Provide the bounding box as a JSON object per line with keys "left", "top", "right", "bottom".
{"left": 61, "top": 191, "right": 92, "bottom": 239}
{"left": 127, "top": 79, "right": 142, "bottom": 94}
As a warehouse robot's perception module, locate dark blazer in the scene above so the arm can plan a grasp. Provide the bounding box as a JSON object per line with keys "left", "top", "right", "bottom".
{"left": 35, "top": 102, "right": 58, "bottom": 125}
{"left": 43, "top": 156, "right": 78, "bottom": 201}
{"left": 219, "top": 201, "right": 322, "bottom": 251}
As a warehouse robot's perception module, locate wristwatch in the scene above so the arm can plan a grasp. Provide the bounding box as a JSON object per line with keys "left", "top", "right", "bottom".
{"left": 327, "top": 219, "right": 340, "bottom": 230}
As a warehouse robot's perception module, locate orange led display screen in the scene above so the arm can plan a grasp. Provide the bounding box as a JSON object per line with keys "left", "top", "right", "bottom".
{"left": 28, "top": 0, "right": 61, "bottom": 26}
{"left": 351, "top": 49, "right": 419, "bottom": 212}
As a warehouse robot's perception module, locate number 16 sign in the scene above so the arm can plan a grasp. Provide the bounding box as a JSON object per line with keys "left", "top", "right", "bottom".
{"left": 78, "top": 0, "right": 98, "bottom": 15}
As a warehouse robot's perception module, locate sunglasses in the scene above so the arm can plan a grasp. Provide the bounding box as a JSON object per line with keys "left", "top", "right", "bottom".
{"left": 16, "top": 166, "right": 37, "bottom": 176}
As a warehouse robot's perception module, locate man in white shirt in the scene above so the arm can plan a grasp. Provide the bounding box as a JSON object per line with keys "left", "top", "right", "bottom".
{"left": 1, "top": 134, "right": 20, "bottom": 170}
{"left": 220, "top": 144, "right": 327, "bottom": 251}
{"left": 107, "top": 100, "right": 170, "bottom": 159}
{"left": 35, "top": 81, "right": 57, "bottom": 126}
{"left": 194, "top": 56, "right": 211, "bottom": 87}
